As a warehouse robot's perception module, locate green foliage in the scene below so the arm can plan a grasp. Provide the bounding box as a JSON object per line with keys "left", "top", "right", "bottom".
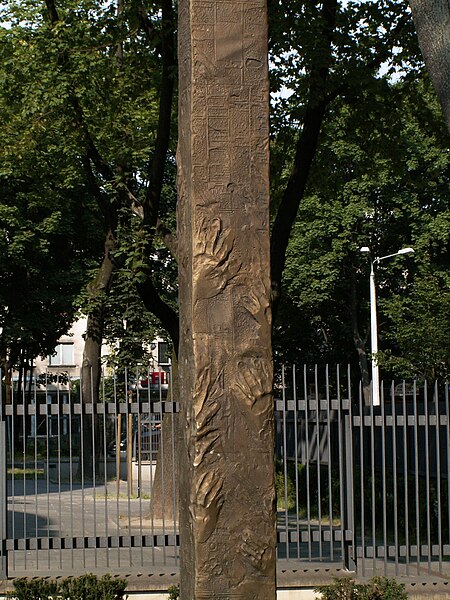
{"left": 315, "top": 576, "right": 408, "bottom": 599}
{"left": 9, "top": 578, "right": 58, "bottom": 600}
{"left": 276, "top": 461, "right": 341, "bottom": 521}
{"left": 379, "top": 268, "right": 449, "bottom": 380}
{"left": 276, "top": 460, "right": 296, "bottom": 511}
{"left": 274, "top": 75, "right": 449, "bottom": 376}
{"left": 353, "top": 465, "right": 449, "bottom": 546}
{"left": 0, "top": 0, "right": 176, "bottom": 368}
{"left": 1, "top": 0, "right": 447, "bottom": 377}
{"left": 59, "top": 574, "right": 127, "bottom": 599}
{"left": 167, "top": 585, "right": 180, "bottom": 600}
{"left": 10, "top": 574, "right": 127, "bottom": 600}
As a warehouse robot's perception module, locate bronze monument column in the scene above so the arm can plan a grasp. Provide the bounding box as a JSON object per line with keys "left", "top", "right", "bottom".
{"left": 177, "top": 0, "right": 276, "bottom": 597}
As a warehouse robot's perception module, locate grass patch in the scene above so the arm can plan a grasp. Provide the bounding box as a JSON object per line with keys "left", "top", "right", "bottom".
{"left": 8, "top": 467, "right": 45, "bottom": 479}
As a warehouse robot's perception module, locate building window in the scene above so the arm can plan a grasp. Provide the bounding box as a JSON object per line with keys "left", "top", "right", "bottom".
{"left": 49, "top": 343, "right": 74, "bottom": 366}
{"left": 157, "top": 341, "right": 170, "bottom": 365}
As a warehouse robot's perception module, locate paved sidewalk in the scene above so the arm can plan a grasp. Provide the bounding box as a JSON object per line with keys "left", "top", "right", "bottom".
{"left": 3, "top": 480, "right": 450, "bottom": 597}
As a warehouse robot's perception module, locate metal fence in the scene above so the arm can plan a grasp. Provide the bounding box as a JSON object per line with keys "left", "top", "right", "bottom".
{"left": 1, "top": 365, "right": 449, "bottom": 580}
{"left": 276, "top": 365, "right": 450, "bottom": 578}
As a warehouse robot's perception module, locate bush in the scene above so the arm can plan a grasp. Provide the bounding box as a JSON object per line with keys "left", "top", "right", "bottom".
{"left": 167, "top": 585, "right": 179, "bottom": 599}
{"left": 315, "top": 576, "right": 408, "bottom": 599}
{"left": 10, "top": 579, "right": 58, "bottom": 600}
{"left": 10, "top": 574, "right": 127, "bottom": 600}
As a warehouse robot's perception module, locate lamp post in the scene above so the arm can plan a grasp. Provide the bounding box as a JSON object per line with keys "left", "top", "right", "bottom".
{"left": 360, "top": 246, "right": 414, "bottom": 406}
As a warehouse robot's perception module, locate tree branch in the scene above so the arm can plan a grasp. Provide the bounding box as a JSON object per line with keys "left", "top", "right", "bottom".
{"left": 156, "top": 220, "right": 178, "bottom": 261}
{"left": 137, "top": 277, "right": 179, "bottom": 353}
{"left": 44, "top": 0, "right": 59, "bottom": 23}
{"left": 270, "top": 0, "right": 338, "bottom": 319}
{"left": 142, "top": 0, "right": 176, "bottom": 227}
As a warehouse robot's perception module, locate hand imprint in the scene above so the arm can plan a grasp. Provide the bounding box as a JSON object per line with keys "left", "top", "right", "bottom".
{"left": 190, "top": 471, "right": 224, "bottom": 543}
{"left": 193, "top": 217, "right": 241, "bottom": 299}
{"left": 234, "top": 358, "right": 272, "bottom": 415}
{"left": 241, "top": 280, "right": 270, "bottom": 319}
{"left": 239, "top": 527, "right": 273, "bottom": 573}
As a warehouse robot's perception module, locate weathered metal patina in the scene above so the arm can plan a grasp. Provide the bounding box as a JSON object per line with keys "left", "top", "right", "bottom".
{"left": 177, "top": 0, "right": 276, "bottom": 597}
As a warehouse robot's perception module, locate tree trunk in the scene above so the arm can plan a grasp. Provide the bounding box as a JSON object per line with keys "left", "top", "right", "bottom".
{"left": 78, "top": 229, "right": 116, "bottom": 479}
{"left": 270, "top": 0, "right": 338, "bottom": 320}
{"left": 350, "top": 270, "right": 371, "bottom": 405}
{"left": 177, "top": 0, "right": 276, "bottom": 597}
{"left": 409, "top": 0, "right": 450, "bottom": 131}
{"left": 149, "top": 355, "right": 179, "bottom": 521}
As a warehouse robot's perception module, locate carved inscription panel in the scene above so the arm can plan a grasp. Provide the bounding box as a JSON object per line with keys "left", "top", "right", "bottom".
{"left": 177, "top": 1, "right": 275, "bottom": 598}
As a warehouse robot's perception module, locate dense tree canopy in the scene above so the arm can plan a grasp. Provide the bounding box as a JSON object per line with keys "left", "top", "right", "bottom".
{"left": 0, "top": 19, "right": 104, "bottom": 369}
{"left": 0, "top": 0, "right": 448, "bottom": 380}
{"left": 274, "top": 76, "right": 449, "bottom": 379}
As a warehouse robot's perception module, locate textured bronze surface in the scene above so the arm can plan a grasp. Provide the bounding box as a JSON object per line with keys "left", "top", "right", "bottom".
{"left": 177, "top": 1, "right": 275, "bottom": 598}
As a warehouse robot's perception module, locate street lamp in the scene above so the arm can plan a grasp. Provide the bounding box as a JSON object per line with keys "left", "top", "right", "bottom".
{"left": 360, "top": 246, "right": 414, "bottom": 406}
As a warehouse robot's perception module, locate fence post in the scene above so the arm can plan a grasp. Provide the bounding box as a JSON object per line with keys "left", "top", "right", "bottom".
{"left": 343, "top": 412, "right": 356, "bottom": 571}
{"left": 0, "top": 373, "right": 8, "bottom": 580}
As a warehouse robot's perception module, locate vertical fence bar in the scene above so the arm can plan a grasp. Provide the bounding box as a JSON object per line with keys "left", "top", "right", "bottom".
{"left": 147, "top": 369, "right": 156, "bottom": 566}
{"left": 446, "top": 382, "right": 450, "bottom": 561}
{"left": 10, "top": 377, "right": 15, "bottom": 571}
{"left": 136, "top": 368, "right": 144, "bottom": 568}
{"left": 44, "top": 374, "right": 51, "bottom": 570}
{"left": 69, "top": 376, "right": 75, "bottom": 571}
{"left": 343, "top": 364, "right": 355, "bottom": 571}
{"left": 434, "top": 381, "right": 442, "bottom": 573}
{"left": 0, "top": 369, "right": 8, "bottom": 579}
{"left": 304, "top": 365, "right": 312, "bottom": 561}
{"left": 91, "top": 366, "right": 98, "bottom": 570}
{"left": 281, "top": 365, "right": 289, "bottom": 560}
{"left": 325, "top": 365, "right": 333, "bottom": 561}
{"left": 124, "top": 367, "right": 132, "bottom": 567}
{"left": 359, "top": 382, "right": 365, "bottom": 577}
{"left": 21, "top": 373, "right": 27, "bottom": 571}
{"left": 381, "top": 384, "right": 387, "bottom": 575}
{"left": 169, "top": 365, "right": 179, "bottom": 565}
{"left": 337, "top": 365, "right": 345, "bottom": 567}
{"left": 315, "top": 365, "right": 322, "bottom": 561}
{"left": 114, "top": 369, "right": 121, "bottom": 569}
{"left": 424, "top": 383, "right": 431, "bottom": 573}
{"left": 159, "top": 370, "right": 167, "bottom": 566}
{"left": 292, "top": 365, "right": 300, "bottom": 559}
{"left": 370, "top": 383, "right": 376, "bottom": 574}
{"left": 392, "top": 382, "right": 399, "bottom": 575}
{"left": 80, "top": 368, "right": 86, "bottom": 568}
{"left": 56, "top": 374, "right": 62, "bottom": 570}
{"left": 33, "top": 375, "right": 39, "bottom": 572}
{"left": 101, "top": 369, "right": 110, "bottom": 570}
{"left": 413, "top": 380, "right": 420, "bottom": 575}
{"left": 402, "top": 381, "right": 410, "bottom": 575}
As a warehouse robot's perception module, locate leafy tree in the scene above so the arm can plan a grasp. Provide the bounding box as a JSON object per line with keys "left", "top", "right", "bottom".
{"left": 273, "top": 75, "right": 449, "bottom": 385}
{"left": 0, "top": 24, "right": 104, "bottom": 380}
{"left": 1, "top": 0, "right": 177, "bottom": 404}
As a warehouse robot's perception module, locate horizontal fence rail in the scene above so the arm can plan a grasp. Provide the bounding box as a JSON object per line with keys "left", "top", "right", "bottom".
{"left": 1, "top": 365, "right": 449, "bottom": 579}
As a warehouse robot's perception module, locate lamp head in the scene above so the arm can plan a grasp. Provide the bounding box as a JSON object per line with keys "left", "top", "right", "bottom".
{"left": 397, "top": 247, "right": 414, "bottom": 255}
{"left": 360, "top": 246, "right": 370, "bottom": 253}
